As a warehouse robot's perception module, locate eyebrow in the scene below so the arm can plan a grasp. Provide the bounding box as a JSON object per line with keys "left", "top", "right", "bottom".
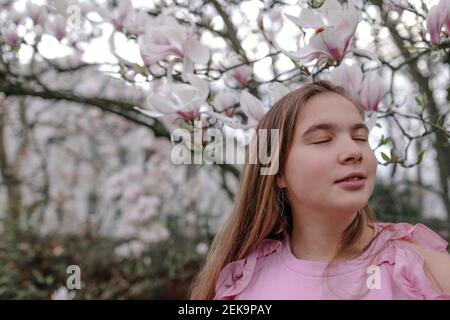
{"left": 301, "top": 122, "right": 369, "bottom": 137}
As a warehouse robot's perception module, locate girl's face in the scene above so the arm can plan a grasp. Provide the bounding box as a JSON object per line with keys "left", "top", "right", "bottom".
{"left": 278, "top": 92, "right": 377, "bottom": 215}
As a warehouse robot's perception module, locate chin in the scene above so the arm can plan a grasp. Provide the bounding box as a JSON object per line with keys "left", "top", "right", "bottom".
{"left": 334, "top": 201, "right": 367, "bottom": 214}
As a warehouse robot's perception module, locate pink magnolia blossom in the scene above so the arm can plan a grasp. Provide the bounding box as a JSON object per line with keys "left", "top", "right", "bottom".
{"left": 2, "top": 24, "right": 20, "bottom": 47}
{"left": 206, "top": 82, "right": 289, "bottom": 129}
{"left": 426, "top": 0, "right": 450, "bottom": 45}
{"left": 281, "top": 0, "right": 378, "bottom": 67}
{"left": 266, "top": 82, "right": 290, "bottom": 104}
{"left": 46, "top": 15, "right": 67, "bottom": 41}
{"left": 240, "top": 90, "right": 268, "bottom": 127}
{"left": 212, "top": 91, "right": 239, "bottom": 117}
{"left": 124, "top": 10, "right": 151, "bottom": 36}
{"left": 104, "top": 0, "right": 133, "bottom": 30}
{"left": 224, "top": 52, "right": 253, "bottom": 87}
{"left": 359, "top": 73, "right": 384, "bottom": 113}
{"left": 331, "top": 62, "right": 384, "bottom": 116}
{"left": 135, "top": 74, "right": 209, "bottom": 121}
{"left": 9, "top": 10, "right": 23, "bottom": 24}
{"left": 26, "top": 1, "right": 47, "bottom": 26}
{"left": 330, "top": 62, "right": 363, "bottom": 96}
{"left": 138, "top": 15, "right": 209, "bottom": 78}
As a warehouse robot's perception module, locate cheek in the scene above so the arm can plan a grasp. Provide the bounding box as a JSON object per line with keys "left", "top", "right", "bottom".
{"left": 284, "top": 150, "right": 330, "bottom": 190}
{"left": 366, "top": 149, "right": 378, "bottom": 176}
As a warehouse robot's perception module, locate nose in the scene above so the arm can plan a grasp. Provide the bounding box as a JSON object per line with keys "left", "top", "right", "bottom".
{"left": 338, "top": 140, "right": 363, "bottom": 164}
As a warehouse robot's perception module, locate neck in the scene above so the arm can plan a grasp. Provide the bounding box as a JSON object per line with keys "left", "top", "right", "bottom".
{"left": 288, "top": 205, "right": 373, "bottom": 263}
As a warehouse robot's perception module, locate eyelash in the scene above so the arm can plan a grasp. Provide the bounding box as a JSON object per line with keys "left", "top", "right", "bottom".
{"left": 313, "top": 137, "right": 368, "bottom": 144}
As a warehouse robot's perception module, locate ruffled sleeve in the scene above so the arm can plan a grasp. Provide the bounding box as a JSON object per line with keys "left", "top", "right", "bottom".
{"left": 374, "top": 223, "right": 450, "bottom": 300}
{"left": 214, "top": 238, "right": 282, "bottom": 300}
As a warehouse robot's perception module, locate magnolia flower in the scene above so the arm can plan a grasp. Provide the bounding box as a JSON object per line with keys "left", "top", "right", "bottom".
{"left": 329, "top": 63, "right": 383, "bottom": 131}
{"left": 26, "top": 1, "right": 47, "bottom": 25}
{"left": 281, "top": 0, "right": 378, "bottom": 67}
{"left": 2, "top": 24, "right": 20, "bottom": 47}
{"left": 125, "top": 10, "right": 151, "bottom": 36}
{"left": 52, "top": 50, "right": 84, "bottom": 69}
{"left": 426, "top": 0, "right": 450, "bottom": 45}
{"left": 206, "top": 82, "right": 289, "bottom": 129}
{"left": 138, "top": 15, "right": 209, "bottom": 78}
{"left": 266, "top": 82, "right": 291, "bottom": 104}
{"left": 212, "top": 91, "right": 239, "bottom": 117}
{"left": 258, "top": 6, "right": 284, "bottom": 41}
{"left": 330, "top": 62, "right": 363, "bottom": 95}
{"left": 105, "top": 0, "right": 133, "bottom": 30}
{"left": 359, "top": 73, "right": 384, "bottom": 113}
{"left": 237, "top": 83, "right": 289, "bottom": 130}
{"left": 240, "top": 91, "right": 269, "bottom": 128}
{"left": 9, "top": 10, "right": 23, "bottom": 24}
{"left": 46, "top": 15, "right": 66, "bottom": 41}
{"left": 135, "top": 73, "right": 209, "bottom": 121}
{"left": 331, "top": 62, "right": 384, "bottom": 113}
{"left": 224, "top": 52, "right": 253, "bottom": 87}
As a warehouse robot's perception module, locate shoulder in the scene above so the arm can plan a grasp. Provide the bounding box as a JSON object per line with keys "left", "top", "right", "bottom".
{"left": 213, "top": 238, "right": 283, "bottom": 300}
{"left": 374, "top": 222, "right": 450, "bottom": 299}
{"left": 399, "top": 240, "right": 450, "bottom": 294}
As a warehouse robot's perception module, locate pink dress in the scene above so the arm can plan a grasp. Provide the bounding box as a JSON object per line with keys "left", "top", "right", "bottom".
{"left": 214, "top": 223, "right": 450, "bottom": 300}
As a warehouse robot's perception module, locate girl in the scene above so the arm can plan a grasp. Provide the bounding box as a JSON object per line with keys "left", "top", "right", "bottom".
{"left": 189, "top": 80, "right": 450, "bottom": 300}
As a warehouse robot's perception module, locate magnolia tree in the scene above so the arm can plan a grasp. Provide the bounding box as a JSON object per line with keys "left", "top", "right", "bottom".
{"left": 1, "top": 0, "right": 450, "bottom": 247}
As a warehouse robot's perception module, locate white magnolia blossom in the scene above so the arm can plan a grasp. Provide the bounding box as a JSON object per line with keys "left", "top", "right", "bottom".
{"left": 224, "top": 52, "right": 253, "bottom": 88}
{"left": 205, "top": 82, "right": 290, "bottom": 129}
{"left": 135, "top": 73, "right": 209, "bottom": 121}
{"left": 330, "top": 62, "right": 384, "bottom": 114}
{"left": 212, "top": 91, "right": 239, "bottom": 117}
{"left": 281, "top": 0, "right": 379, "bottom": 67}
{"left": 137, "top": 14, "right": 209, "bottom": 78}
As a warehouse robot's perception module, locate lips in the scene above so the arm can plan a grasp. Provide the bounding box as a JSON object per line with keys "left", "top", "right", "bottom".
{"left": 335, "top": 172, "right": 367, "bottom": 183}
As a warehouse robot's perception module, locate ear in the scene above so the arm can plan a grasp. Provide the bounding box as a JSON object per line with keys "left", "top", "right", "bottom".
{"left": 277, "top": 175, "right": 287, "bottom": 188}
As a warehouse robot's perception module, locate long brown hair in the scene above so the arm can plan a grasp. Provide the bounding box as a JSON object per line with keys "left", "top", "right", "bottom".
{"left": 189, "top": 79, "right": 380, "bottom": 300}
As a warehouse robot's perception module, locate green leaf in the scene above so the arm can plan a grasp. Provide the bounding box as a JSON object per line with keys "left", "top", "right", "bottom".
{"left": 415, "top": 96, "right": 422, "bottom": 106}
{"left": 309, "top": 0, "right": 326, "bottom": 8}
{"left": 390, "top": 148, "right": 396, "bottom": 158}
{"left": 381, "top": 152, "right": 391, "bottom": 162}
{"left": 417, "top": 150, "right": 425, "bottom": 163}
{"left": 379, "top": 135, "right": 391, "bottom": 146}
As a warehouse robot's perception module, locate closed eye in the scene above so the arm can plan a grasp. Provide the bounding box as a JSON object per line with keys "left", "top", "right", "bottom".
{"left": 313, "top": 137, "right": 367, "bottom": 144}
